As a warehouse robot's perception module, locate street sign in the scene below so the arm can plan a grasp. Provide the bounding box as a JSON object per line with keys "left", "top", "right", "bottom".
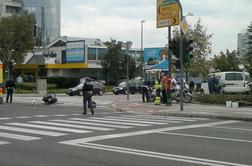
{"left": 157, "top": 0, "right": 181, "bottom": 28}
{"left": 180, "top": 17, "right": 189, "bottom": 34}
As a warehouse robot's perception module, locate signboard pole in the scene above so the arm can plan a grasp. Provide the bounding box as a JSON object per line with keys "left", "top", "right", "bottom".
{"left": 168, "top": 27, "right": 172, "bottom": 74}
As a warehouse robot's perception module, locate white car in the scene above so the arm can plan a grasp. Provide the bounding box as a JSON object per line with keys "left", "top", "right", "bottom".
{"left": 201, "top": 71, "right": 250, "bottom": 94}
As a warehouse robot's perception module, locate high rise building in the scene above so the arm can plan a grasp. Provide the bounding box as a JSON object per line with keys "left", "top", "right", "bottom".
{"left": 0, "top": 0, "right": 22, "bottom": 18}
{"left": 22, "top": 0, "right": 61, "bottom": 46}
{"left": 237, "top": 31, "right": 249, "bottom": 62}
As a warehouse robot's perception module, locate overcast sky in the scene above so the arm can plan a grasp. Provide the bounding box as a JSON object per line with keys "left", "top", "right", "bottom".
{"left": 61, "top": 0, "right": 252, "bottom": 55}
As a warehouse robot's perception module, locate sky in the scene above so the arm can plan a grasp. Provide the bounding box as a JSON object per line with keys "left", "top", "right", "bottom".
{"left": 61, "top": 0, "right": 252, "bottom": 56}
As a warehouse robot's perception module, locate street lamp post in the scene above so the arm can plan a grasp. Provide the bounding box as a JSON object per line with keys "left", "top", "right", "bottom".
{"left": 141, "top": 20, "right": 145, "bottom": 79}
{"left": 122, "top": 41, "right": 133, "bottom": 101}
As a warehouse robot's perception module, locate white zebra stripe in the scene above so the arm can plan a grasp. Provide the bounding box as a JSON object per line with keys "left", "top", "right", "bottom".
{"left": 0, "top": 140, "right": 10, "bottom": 145}
{"left": 50, "top": 119, "right": 132, "bottom": 129}
{"left": 29, "top": 121, "right": 112, "bottom": 131}
{"left": 0, "top": 132, "right": 40, "bottom": 141}
{"left": 71, "top": 118, "right": 150, "bottom": 127}
{"left": 0, "top": 125, "right": 67, "bottom": 136}
{"left": 106, "top": 116, "right": 181, "bottom": 123}
{"left": 6, "top": 123, "right": 90, "bottom": 133}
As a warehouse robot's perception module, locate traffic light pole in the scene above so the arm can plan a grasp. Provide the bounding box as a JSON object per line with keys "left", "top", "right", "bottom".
{"left": 168, "top": 27, "right": 172, "bottom": 74}
{"left": 178, "top": 0, "right": 184, "bottom": 111}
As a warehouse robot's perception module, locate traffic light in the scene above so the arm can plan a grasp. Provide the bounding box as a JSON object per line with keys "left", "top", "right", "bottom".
{"left": 169, "top": 38, "right": 180, "bottom": 71}
{"left": 33, "top": 24, "right": 37, "bottom": 38}
{"left": 183, "top": 37, "right": 194, "bottom": 64}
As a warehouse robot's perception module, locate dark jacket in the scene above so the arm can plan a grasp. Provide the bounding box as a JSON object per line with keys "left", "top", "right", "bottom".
{"left": 5, "top": 80, "right": 15, "bottom": 91}
{"left": 82, "top": 82, "right": 93, "bottom": 92}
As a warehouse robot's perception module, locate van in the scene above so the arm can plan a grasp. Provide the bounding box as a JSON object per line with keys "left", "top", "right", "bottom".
{"left": 201, "top": 71, "right": 250, "bottom": 94}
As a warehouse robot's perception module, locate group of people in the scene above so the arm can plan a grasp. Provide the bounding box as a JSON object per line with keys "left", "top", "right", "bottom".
{"left": 208, "top": 74, "right": 221, "bottom": 94}
{"left": 141, "top": 72, "right": 174, "bottom": 105}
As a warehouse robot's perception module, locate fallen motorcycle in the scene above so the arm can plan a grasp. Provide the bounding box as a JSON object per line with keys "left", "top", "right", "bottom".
{"left": 42, "top": 94, "right": 57, "bottom": 104}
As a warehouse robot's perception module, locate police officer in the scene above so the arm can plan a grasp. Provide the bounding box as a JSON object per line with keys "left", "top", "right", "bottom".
{"left": 5, "top": 79, "right": 15, "bottom": 103}
{"left": 141, "top": 79, "right": 150, "bottom": 103}
{"left": 82, "top": 78, "right": 94, "bottom": 115}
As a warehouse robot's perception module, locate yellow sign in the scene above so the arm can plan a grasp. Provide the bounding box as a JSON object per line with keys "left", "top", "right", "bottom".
{"left": 180, "top": 18, "right": 189, "bottom": 34}
{"left": 157, "top": 0, "right": 180, "bottom": 28}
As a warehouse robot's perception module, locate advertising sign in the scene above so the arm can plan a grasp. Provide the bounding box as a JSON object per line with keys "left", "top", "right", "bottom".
{"left": 157, "top": 0, "right": 180, "bottom": 28}
{"left": 66, "top": 41, "right": 85, "bottom": 62}
{"left": 144, "top": 48, "right": 169, "bottom": 70}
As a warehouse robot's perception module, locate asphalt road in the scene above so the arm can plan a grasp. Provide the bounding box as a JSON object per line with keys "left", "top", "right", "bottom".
{"left": 0, "top": 103, "right": 252, "bottom": 166}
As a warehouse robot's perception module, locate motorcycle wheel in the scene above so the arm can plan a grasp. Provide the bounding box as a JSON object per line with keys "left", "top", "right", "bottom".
{"left": 183, "top": 93, "right": 192, "bottom": 103}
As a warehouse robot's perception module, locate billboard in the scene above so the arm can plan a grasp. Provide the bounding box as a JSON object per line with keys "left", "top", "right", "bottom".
{"left": 66, "top": 41, "right": 85, "bottom": 62}
{"left": 144, "top": 48, "right": 169, "bottom": 70}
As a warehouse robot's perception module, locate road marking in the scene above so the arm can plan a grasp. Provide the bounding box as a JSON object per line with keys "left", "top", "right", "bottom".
{"left": 128, "top": 115, "right": 206, "bottom": 121}
{"left": 0, "top": 125, "right": 67, "bottom": 136}
{"left": 60, "top": 120, "right": 239, "bottom": 144}
{"left": 51, "top": 119, "right": 132, "bottom": 129}
{"left": 210, "top": 126, "right": 252, "bottom": 131}
{"left": 6, "top": 123, "right": 90, "bottom": 134}
{"left": 0, "top": 140, "right": 10, "bottom": 145}
{"left": 34, "top": 115, "right": 50, "bottom": 118}
{"left": 29, "top": 121, "right": 113, "bottom": 131}
{"left": 0, "top": 132, "right": 40, "bottom": 141}
{"left": 15, "top": 116, "right": 32, "bottom": 119}
{"left": 0, "top": 118, "right": 12, "bottom": 120}
{"left": 63, "top": 143, "right": 249, "bottom": 166}
{"left": 71, "top": 118, "right": 150, "bottom": 127}
{"left": 106, "top": 116, "right": 181, "bottom": 123}
{"left": 53, "top": 114, "right": 68, "bottom": 117}
{"left": 91, "top": 117, "right": 165, "bottom": 125}
{"left": 158, "top": 132, "right": 252, "bottom": 143}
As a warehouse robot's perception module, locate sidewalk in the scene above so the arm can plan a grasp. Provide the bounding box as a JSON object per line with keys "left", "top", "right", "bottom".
{"left": 111, "top": 101, "right": 252, "bottom": 121}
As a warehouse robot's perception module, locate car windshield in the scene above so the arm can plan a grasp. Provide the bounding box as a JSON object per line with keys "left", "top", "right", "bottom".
{"left": 118, "top": 82, "right": 126, "bottom": 87}
{"left": 75, "top": 83, "right": 83, "bottom": 89}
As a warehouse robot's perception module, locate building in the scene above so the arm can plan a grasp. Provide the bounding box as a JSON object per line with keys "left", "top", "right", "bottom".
{"left": 0, "top": 0, "right": 22, "bottom": 18}
{"left": 237, "top": 32, "right": 248, "bottom": 62}
{"left": 22, "top": 0, "right": 61, "bottom": 46}
{"left": 14, "top": 36, "right": 142, "bottom": 82}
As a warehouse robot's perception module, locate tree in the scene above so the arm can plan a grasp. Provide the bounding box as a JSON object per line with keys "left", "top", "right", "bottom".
{"left": 101, "top": 39, "right": 124, "bottom": 84}
{"left": 212, "top": 49, "right": 241, "bottom": 72}
{"left": 244, "top": 22, "right": 252, "bottom": 76}
{"left": 172, "top": 18, "right": 213, "bottom": 77}
{"left": 0, "top": 12, "right": 36, "bottom": 67}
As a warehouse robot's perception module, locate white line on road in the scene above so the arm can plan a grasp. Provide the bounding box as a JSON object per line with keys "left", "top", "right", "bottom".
{"left": 91, "top": 117, "right": 166, "bottom": 125}
{"left": 60, "top": 120, "right": 240, "bottom": 144}
{"left": 70, "top": 118, "right": 150, "bottom": 127}
{"left": 158, "top": 132, "right": 252, "bottom": 143}
{"left": 127, "top": 115, "right": 208, "bottom": 121}
{"left": 106, "top": 116, "right": 181, "bottom": 123}
{"left": 51, "top": 119, "right": 132, "bottom": 129}
{"left": 0, "top": 118, "right": 11, "bottom": 120}
{"left": 15, "top": 116, "right": 32, "bottom": 119}
{"left": 34, "top": 115, "right": 50, "bottom": 118}
{"left": 53, "top": 114, "right": 68, "bottom": 117}
{"left": 0, "top": 132, "right": 40, "bottom": 141}
{"left": 6, "top": 123, "right": 90, "bottom": 133}
{"left": 66, "top": 143, "right": 250, "bottom": 166}
{"left": 0, "top": 125, "right": 67, "bottom": 136}
{"left": 0, "top": 140, "right": 10, "bottom": 145}
{"left": 29, "top": 121, "right": 113, "bottom": 131}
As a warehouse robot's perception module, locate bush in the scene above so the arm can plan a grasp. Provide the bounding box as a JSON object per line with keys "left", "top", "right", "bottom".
{"left": 194, "top": 94, "right": 252, "bottom": 105}
{"left": 47, "top": 77, "right": 80, "bottom": 88}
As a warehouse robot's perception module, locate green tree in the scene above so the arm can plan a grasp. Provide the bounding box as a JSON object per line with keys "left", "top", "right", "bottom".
{"left": 101, "top": 39, "right": 124, "bottom": 84}
{"left": 172, "top": 18, "right": 213, "bottom": 77}
{"left": 0, "top": 12, "right": 36, "bottom": 66}
{"left": 212, "top": 49, "right": 240, "bottom": 72}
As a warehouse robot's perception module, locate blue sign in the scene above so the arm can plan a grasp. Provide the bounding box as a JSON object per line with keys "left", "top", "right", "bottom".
{"left": 66, "top": 41, "right": 85, "bottom": 62}
{"left": 144, "top": 48, "right": 169, "bottom": 70}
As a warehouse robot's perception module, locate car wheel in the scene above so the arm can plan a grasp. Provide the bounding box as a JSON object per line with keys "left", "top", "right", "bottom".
{"left": 98, "top": 90, "right": 104, "bottom": 96}
{"left": 69, "top": 92, "right": 74, "bottom": 96}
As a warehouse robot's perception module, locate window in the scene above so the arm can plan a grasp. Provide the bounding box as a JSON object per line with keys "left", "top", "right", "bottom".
{"left": 98, "top": 48, "right": 107, "bottom": 60}
{"left": 225, "top": 73, "right": 243, "bottom": 81}
{"left": 88, "top": 48, "right": 96, "bottom": 60}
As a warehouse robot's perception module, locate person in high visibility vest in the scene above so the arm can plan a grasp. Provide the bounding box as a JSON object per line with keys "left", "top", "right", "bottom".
{"left": 166, "top": 74, "right": 173, "bottom": 106}
{"left": 154, "top": 79, "right": 162, "bottom": 105}
{"left": 161, "top": 72, "right": 167, "bottom": 103}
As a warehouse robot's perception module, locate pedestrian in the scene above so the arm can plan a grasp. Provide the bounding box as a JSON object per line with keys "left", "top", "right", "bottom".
{"left": 189, "top": 81, "right": 194, "bottom": 93}
{"left": 5, "top": 79, "right": 15, "bottom": 103}
{"left": 212, "top": 74, "right": 219, "bottom": 94}
{"left": 154, "top": 79, "right": 162, "bottom": 105}
{"left": 82, "top": 78, "right": 94, "bottom": 115}
{"left": 165, "top": 73, "right": 173, "bottom": 106}
{"left": 141, "top": 79, "right": 150, "bottom": 103}
{"left": 161, "top": 72, "right": 167, "bottom": 103}
{"left": 208, "top": 75, "right": 214, "bottom": 94}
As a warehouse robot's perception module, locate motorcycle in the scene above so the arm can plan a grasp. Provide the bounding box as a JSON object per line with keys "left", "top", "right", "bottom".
{"left": 42, "top": 94, "right": 57, "bottom": 104}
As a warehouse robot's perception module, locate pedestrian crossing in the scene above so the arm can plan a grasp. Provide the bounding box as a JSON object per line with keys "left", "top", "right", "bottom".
{"left": 0, "top": 114, "right": 208, "bottom": 146}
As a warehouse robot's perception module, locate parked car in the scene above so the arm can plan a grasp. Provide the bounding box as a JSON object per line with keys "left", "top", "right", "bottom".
{"left": 66, "top": 78, "right": 105, "bottom": 96}
{"left": 113, "top": 79, "right": 142, "bottom": 95}
{"left": 201, "top": 71, "right": 250, "bottom": 94}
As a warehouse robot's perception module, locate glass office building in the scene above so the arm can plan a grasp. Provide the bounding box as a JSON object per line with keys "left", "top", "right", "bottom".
{"left": 22, "top": 0, "right": 60, "bottom": 46}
